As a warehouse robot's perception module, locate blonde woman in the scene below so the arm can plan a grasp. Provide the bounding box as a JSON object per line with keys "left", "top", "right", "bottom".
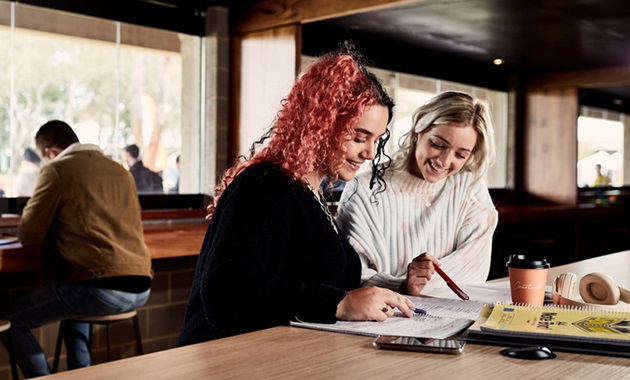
{"left": 337, "top": 91, "right": 498, "bottom": 296}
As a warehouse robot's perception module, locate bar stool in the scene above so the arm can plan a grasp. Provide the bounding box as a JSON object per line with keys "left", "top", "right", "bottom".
{"left": 52, "top": 310, "right": 143, "bottom": 373}
{"left": 0, "top": 319, "right": 19, "bottom": 380}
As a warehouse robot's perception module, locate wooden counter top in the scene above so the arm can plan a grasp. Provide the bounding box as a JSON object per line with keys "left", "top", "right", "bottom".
{"left": 142, "top": 222, "right": 207, "bottom": 259}
{"left": 40, "top": 251, "right": 630, "bottom": 380}
{"left": 0, "top": 220, "right": 208, "bottom": 273}
{"left": 0, "top": 241, "right": 42, "bottom": 272}
{"left": 46, "top": 324, "right": 630, "bottom": 380}
{"left": 496, "top": 202, "right": 627, "bottom": 223}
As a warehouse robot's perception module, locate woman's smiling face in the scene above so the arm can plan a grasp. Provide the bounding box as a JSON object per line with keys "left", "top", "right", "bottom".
{"left": 410, "top": 122, "right": 478, "bottom": 183}
{"left": 331, "top": 105, "right": 389, "bottom": 182}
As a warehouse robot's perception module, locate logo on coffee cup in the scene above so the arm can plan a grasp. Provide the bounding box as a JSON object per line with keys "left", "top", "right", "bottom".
{"left": 513, "top": 281, "right": 544, "bottom": 290}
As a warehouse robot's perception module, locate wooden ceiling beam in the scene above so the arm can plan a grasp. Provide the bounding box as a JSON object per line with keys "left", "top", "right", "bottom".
{"left": 234, "top": 0, "right": 420, "bottom": 34}
{"left": 528, "top": 65, "right": 630, "bottom": 89}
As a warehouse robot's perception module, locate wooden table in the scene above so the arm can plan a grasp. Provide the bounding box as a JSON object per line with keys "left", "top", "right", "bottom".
{"left": 36, "top": 251, "right": 630, "bottom": 380}
{"left": 545, "top": 249, "right": 630, "bottom": 288}
{"left": 0, "top": 221, "right": 208, "bottom": 272}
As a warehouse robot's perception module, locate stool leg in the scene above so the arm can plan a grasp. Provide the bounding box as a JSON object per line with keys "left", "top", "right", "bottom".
{"left": 87, "top": 322, "right": 93, "bottom": 357}
{"left": 105, "top": 324, "right": 111, "bottom": 362}
{"left": 52, "top": 323, "right": 63, "bottom": 373}
{"left": 9, "top": 353, "right": 18, "bottom": 380}
{"left": 5, "top": 333, "right": 19, "bottom": 380}
{"left": 132, "top": 315, "right": 144, "bottom": 355}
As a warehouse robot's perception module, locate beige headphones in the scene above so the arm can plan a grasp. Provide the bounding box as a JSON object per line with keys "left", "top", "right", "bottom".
{"left": 553, "top": 272, "right": 630, "bottom": 309}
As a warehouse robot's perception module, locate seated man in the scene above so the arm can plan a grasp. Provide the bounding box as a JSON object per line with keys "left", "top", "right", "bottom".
{"left": 0, "top": 120, "right": 152, "bottom": 378}
{"left": 124, "top": 144, "right": 164, "bottom": 194}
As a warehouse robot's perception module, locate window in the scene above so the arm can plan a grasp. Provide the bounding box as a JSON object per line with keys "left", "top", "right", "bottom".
{"left": 0, "top": 2, "right": 207, "bottom": 199}
{"left": 388, "top": 87, "right": 436, "bottom": 154}
{"left": 577, "top": 108, "right": 625, "bottom": 188}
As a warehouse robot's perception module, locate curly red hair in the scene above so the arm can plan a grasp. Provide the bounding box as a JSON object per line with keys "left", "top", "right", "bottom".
{"left": 207, "top": 48, "right": 393, "bottom": 219}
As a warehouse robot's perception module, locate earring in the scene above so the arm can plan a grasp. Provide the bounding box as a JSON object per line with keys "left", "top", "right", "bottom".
{"left": 413, "top": 135, "right": 418, "bottom": 143}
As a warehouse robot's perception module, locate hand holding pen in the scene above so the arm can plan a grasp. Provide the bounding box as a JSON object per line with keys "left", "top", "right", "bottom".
{"left": 400, "top": 252, "right": 469, "bottom": 300}
{"left": 400, "top": 252, "right": 442, "bottom": 296}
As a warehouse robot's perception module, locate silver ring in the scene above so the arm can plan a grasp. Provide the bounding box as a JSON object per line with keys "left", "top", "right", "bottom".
{"left": 382, "top": 307, "right": 389, "bottom": 313}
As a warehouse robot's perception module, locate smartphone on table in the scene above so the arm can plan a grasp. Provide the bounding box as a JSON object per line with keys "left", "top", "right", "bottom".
{"left": 373, "top": 335, "right": 465, "bottom": 355}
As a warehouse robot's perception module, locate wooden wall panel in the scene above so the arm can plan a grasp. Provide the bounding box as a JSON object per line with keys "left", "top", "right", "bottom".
{"left": 524, "top": 87, "right": 578, "bottom": 206}
{"left": 229, "top": 24, "right": 301, "bottom": 161}
{"left": 5, "top": 3, "right": 181, "bottom": 51}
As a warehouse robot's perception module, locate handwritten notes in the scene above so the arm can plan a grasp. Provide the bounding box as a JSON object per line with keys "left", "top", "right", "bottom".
{"left": 291, "top": 296, "right": 486, "bottom": 339}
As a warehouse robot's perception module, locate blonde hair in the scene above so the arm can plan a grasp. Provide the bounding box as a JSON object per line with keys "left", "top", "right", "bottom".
{"left": 390, "top": 91, "right": 496, "bottom": 183}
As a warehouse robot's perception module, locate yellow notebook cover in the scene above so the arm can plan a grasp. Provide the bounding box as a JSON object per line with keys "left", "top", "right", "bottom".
{"left": 479, "top": 302, "right": 630, "bottom": 345}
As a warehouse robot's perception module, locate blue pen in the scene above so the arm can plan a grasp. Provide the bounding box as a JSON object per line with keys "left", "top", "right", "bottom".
{"left": 409, "top": 306, "right": 427, "bottom": 315}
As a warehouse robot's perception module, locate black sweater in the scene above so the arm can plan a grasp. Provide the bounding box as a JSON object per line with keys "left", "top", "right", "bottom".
{"left": 178, "top": 162, "right": 361, "bottom": 345}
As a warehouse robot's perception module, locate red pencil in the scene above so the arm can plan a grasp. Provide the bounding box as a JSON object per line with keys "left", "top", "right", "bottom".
{"left": 434, "top": 265, "right": 470, "bottom": 300}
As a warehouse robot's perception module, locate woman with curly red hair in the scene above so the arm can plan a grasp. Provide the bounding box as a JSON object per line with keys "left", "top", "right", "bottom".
{"left": 178, "top": 46, "right": 415, "bottom": 345}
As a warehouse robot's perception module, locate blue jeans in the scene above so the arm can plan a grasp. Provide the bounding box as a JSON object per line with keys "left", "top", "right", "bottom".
{"left": 0, "top": 282, "right": 150, "bottom": 378}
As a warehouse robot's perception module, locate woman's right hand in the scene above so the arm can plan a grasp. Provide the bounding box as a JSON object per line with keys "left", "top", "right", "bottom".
{"left": 399, "top": 252, "right": 440, "bottom": 296}
{"left": 336, "top": 286, "right": 414, "bottom": 321}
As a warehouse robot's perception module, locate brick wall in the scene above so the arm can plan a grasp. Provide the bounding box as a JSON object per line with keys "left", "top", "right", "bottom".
{"left": 0, "top": 256, "right": 198, "bottom": 380}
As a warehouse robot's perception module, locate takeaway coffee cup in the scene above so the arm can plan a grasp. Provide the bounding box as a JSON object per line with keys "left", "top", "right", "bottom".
{"left": 506, "top": 255, "right": 550, "bottom": 306}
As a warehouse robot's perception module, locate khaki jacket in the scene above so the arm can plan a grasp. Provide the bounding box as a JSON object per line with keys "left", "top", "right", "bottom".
{"left": 19, "top": 143, "right": 152, "bottom": 282}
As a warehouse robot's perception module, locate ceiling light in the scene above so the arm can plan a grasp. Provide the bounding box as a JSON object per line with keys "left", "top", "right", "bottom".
{"left": 493, "top": 58, "right": 504, "bottom": 65}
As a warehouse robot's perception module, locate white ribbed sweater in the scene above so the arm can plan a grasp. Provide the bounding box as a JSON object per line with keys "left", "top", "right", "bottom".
{"left": 337, "top": 169, "right": 498, "bottom": 291}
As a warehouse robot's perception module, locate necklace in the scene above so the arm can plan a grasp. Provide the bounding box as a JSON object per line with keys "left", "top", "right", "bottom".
{"left": 306, "top": 184, "right": 338, "bottom": 234}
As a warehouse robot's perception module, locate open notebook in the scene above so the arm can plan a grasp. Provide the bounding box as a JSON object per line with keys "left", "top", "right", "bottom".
{"left": 291, "top": 296, "right": 485, "bottom": 339}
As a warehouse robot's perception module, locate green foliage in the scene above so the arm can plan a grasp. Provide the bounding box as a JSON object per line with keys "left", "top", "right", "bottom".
{"left": 0, "top": 26, "right": 182, "bottom": 194}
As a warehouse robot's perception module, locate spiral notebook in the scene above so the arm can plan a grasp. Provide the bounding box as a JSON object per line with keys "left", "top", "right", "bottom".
{"left": 464, "top": 302, "right": 630, "bottom": 357}
{"left": 291, "top": 296, "right": 486, "bottom": 339}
